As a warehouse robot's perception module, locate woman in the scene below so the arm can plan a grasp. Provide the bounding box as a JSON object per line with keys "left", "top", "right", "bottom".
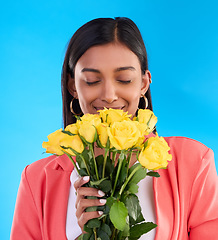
{"left": 11, "top": 17, "right": 218, "bottom": 239}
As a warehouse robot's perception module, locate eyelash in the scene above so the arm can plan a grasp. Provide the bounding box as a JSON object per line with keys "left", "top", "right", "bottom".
{"left": 117, "top": 80, "right": 132, "bottom": 84}
{"left": 85, "top": 81, "right": 100, "bottom": 86}
{"left": 85, "top": 80, "right": 132, "bottom": 86}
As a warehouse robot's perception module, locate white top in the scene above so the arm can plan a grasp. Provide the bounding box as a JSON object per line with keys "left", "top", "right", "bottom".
{"left": 66, "top": 168, "right": 156, "bottom": 239}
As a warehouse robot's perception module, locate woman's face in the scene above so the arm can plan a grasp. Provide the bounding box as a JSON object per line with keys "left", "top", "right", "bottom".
{"left": 68, "top": 42, "right": 151, "bottom": 117}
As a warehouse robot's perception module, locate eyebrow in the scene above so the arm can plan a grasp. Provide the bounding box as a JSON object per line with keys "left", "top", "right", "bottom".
{"left": 81, "top": 66, "right": 136, "bottom": 73}
{"left": 81, "top": 68, "right": 100, "bottom": 73}
{"left": 115, "top": 66, "right": 136, "bottom": 72}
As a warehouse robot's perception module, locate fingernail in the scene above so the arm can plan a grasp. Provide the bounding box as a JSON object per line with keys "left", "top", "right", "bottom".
{"left": 83, "top": 176, "right": 90, "bottom": 181}
{"left": 98, "top": 190, "right": 105, "bottom": 197}
{"left": 99, "top": 199, "right": 107, "bottom": 204}
{"left": 98, "top": 211, "right": 104, "bottom": 215}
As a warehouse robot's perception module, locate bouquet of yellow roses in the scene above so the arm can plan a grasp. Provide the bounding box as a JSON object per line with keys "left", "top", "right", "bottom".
{"left": 42, "top": 108, "right": 172, "bottom": 240}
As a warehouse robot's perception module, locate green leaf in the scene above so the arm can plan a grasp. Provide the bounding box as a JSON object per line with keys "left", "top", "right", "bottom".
{"left": 90, "top": 178, "right": 111, "bottom": 192}
{"left": 106, "top": 196, "right": 116, "bottom": 208}
{"left": 93, "top": 126, "right": 98, "bottom": 142}
{"left": 129, "top": 222, "right": 157, "bottom": 239}
{"left": 79, "top": 134, "right": 90, "bottom": 145}
{"left": 96, "top": 138, "right": 104, "bottom": 149}
{"left": 61, "top": 145, "right": 79, "bottom": 156}
{"left": 61, "top": 130, "right": 76, "bottom": 136}
{"left": 106, "top": 137, "right": 110, "bottom": 149}
{"left": 76, "top": 155, "right": 85, "bottom": 169}
{"left": 83, "top": 224, "right": 92, "bottom": 234}
{"left": 79, "top": 232, "right": 92, "bottom": 240}
{"left": 78, "top": 168, "right": 88, "bottom": 177}
{"left": 85, "top": 196, "right": 98, "bottom": 212}
{"left": 109, "top": 201, "right": 128, "bottom": 231}
{"left": 128, "top": 163, "right": 147, "bottom": 185}
{"left": 143, "top": 140, "right": 148, "bottom": 149}
{"left": 99, "top": 180, "right": 112, "bottom": 192}
{"left": 97, "top": 229, "right": 110, "bottom": 240}
{"left": 86, "top": 218, "right": 101, "bottom": 228}
{"left": 96, "top": 155, "right": 104, "bottom": 165}
{"left": 77, "top": 234, "right": 83, "bottom": 240}
{"left": 101, "top": 223, "right": 112, "bottom": 236}
{"left": 127, "top": 183, "right": 139, "bottom": 194}
{"left": 90, "top": 178, "right": 107, "bottom": 186}
{"left": 121, "top": 221, "right": 130, "bottom": 237}
{"left": 147, "top": 171, "right": 160, "bottom": 178}
{"left": 125, "top": 195, "right": 144, "bottom": 225}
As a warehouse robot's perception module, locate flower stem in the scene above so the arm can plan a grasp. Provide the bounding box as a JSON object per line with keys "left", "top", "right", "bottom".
{"left": 111, "top": 152, "right": 125, "bottom": 197}
{"left": 62, "top": 151, "right": 80, "bottom": 174}
{"left": 79, "top": 154, "right": 91, "bottom": 176}
{"left": 111, "top": 227, "right": 117, "bottom": 240}
{"left": 102, "top": 148, "right": 109, "bottom": 178}
{"left": 119, "top": 164, "right": 142, "bottom": 197}
{"left": 89, "top": 143, "right": 99, "bottom": 180}
{"left": 126, "top": 150, "right": 133, "bottom": 175}
{"left": 94, "top": 228, "right": 97, "bottom": 240}
{"left": 112, "top": 151, "right": 117, "bottom": 162}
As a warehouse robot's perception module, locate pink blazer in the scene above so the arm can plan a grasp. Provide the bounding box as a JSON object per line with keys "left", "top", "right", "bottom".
{"left": 11, "top": 137, "right": 218, "bottom": 239}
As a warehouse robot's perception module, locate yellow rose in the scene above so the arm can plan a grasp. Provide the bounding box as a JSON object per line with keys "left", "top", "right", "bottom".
{"left": 137, "top": 109, "right": 157, "bottom": 134}
{"left": 107, "top": 120, "right": 141, "bottom": 150}
{"left": 65, "top": 123, "right": 78, "bottom": 135}
{"left": 138, "top": 136, "right": 172, "bottom": 170}
{"left": 42, "top": 129, "right": 66, "bottom": 155}
{"left": 134, "top": 122, "right": 148, "bottom": 148}
{"left": 79, "top": 113, "right": 101, "bottom": 127}
{"left": 96, "top": 123, "right": 109, "bottom": 147}
{"left": 76, "top": 113, "right": 101, "bottom": 143}
{"left": 42, "top": 129, "right": 84, "bottom": 156}
{"left": 42, "top": 129, "right": 64, "bottom": 155}
{"left": 77, "top": 121, "right": 97, "bottom": 143}
{"left": 60, "top": 134, "right": 84, "bottom": 155}
{"left": 98, "top": 108, "right": 131, "bottom": 125}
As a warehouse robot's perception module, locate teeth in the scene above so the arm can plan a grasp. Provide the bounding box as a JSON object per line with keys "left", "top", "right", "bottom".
{"left": 95, "top": 107, "right": 124, "bottom": 110}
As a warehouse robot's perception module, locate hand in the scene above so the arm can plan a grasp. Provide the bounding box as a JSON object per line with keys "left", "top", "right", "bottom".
{"left": 74, "top": 176, "right": 106, "bottom": 232}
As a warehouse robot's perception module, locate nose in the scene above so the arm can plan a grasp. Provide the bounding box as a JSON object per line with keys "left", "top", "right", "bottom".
{"left": 100, "top": 80, "right": 118, "bottom": 103}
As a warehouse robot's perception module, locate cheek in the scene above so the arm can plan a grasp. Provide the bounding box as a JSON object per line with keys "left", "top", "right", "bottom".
{"left": 76, "top": 84, "right": 99, "bottom": 105}
{"left": 125, "top": 85, "right": 141, "bottom": 101}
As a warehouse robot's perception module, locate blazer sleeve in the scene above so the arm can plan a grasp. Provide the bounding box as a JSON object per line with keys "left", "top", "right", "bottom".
{"left": 188, "top": 148, "right": 218, "bottom": 239}
{"left": 10, "top": 166, "right": 42, "bottom": 240}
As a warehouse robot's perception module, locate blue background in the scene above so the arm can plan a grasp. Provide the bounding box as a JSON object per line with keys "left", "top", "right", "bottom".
{"left": 1, "top": 0, "right": 217, "bottom": 238}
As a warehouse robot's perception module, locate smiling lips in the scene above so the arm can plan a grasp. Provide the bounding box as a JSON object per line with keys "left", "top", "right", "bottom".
{"left": 94, "top": 106, "right": 125, "bottom": 111}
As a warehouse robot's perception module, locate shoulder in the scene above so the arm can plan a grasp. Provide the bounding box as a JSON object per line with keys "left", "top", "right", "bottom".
{"left": 24, "top": 155, "right": 59, "bottom": 175}
{"left": 163, "top": 136, "right": 214, "bottom": 171}
{"left": 164, "top": 136, "right": 212, "bottom": 157}
{"left": 23, "top": 154, "right": 74, "bottom": 183}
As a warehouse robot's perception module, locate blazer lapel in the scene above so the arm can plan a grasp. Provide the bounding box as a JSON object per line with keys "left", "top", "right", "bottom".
{"left": 43, "top": 155, "right": 74, "bottom": 240}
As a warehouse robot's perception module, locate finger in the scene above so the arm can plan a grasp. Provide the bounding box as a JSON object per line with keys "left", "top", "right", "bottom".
{"left": 76, "top": 198, "right": 107, "bottom": 218}
{"left": 74, "top": 176, "right": 90, "bottom": 191}
{"left": 77, "top": 187, "right": 105, "bottom": 198}
{"left": 78, "top": 211, "right": 104, "bottom": 232}
{"left": 75, "top": 188, "right": 105, "bottom": 209}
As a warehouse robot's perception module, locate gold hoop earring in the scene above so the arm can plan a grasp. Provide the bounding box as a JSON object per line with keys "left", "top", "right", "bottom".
{"left": 70, "top": 97, "right": 82, "bottom": 115}
{"left": 140, "top": 94, "right": 148, "bottom": 109}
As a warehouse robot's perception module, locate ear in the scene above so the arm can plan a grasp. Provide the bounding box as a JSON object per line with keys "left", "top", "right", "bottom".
{"left": 67, "top": 74, "right": 78, "bottom": 98}
{"left": 141, "top": 70, "right": 151, "bottom": 95}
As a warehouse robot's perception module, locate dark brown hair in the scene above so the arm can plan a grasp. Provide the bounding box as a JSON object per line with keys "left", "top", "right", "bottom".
{"left": 61, "top": 17, "right": 154, "bottom": 128}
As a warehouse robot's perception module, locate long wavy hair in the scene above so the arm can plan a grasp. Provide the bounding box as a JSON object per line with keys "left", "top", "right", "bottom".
{"left": 61, "top": 17, "right": 154, "bottom": 128}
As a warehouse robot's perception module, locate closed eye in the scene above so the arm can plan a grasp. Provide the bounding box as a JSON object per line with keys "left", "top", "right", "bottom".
{"left": 85, "top": 80, "right": 101, "bottom": 86}
{"left": 117, "top": 80, "right": 132, "bottom": 84}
